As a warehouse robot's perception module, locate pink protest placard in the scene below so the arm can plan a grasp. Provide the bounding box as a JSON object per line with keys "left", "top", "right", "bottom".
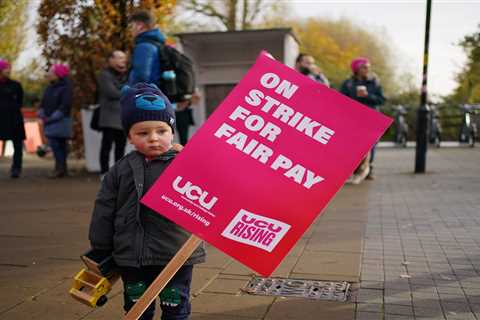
{"left": 142, "top": 52, "right": 392, "bottom": 276}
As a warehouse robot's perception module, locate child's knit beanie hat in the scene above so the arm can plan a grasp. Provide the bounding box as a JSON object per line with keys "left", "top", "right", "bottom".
{"left": 120, "top": 82, "right": 175, "bottom": 133}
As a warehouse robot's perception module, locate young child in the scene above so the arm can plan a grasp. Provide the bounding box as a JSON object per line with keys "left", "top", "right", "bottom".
{"left": 88, "top": 83, "right": 205, "bottom": 320}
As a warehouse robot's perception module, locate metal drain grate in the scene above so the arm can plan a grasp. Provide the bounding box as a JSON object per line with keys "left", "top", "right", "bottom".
{"left": 243, "top": 277, "right": 351, "bottom": 302}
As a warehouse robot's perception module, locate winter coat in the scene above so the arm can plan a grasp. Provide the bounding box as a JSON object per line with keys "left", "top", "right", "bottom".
{"left": 39, "top": 77, "right": 74, "bottom": 138}
{"left": 88, "top": 149, "right": 206, "bottom": 267}
{"left": 0, "top": 78, "right": 25, "bottom": 140}
{"left": 128, "top": 28, "right": 166, "bottom": 85}
{"left": 97, "top": 67, "right": 126, "bottom": 130}
{"left": 340, "top": 76, "right": 386, "bottom": 110}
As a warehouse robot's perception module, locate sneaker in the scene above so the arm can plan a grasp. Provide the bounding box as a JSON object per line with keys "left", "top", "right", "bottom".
{"left": 351, "top": 175, "right": 363, "bottom": 185}
{"left": 366, "top": 172, "right": 376, "bottom": 180}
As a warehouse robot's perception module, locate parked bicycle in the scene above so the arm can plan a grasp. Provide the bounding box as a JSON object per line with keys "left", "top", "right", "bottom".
{"left": 393, "top": 105, "right": 408, "bottom": 147}
{"left": 428, "top": 104, "right": 442, "bottom": 148}
{"left": 459, "top": 104, "right": 479, "bottom": 147}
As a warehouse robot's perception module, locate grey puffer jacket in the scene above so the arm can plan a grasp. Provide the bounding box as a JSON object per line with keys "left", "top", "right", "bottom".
{"left": 97, "top": 67, "right": 126, "bottom": 130}
{"left": 88, "top": 149, "right": 206, "bottom": 267}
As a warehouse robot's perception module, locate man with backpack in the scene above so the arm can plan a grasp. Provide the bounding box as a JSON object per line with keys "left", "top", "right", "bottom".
{"left": 128, "top": 10, "right": 196, "bottom": 145}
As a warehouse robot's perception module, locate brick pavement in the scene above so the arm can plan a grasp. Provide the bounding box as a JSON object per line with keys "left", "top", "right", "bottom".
{"left": 357, "top": 147, "right": 480, "bottom": 320}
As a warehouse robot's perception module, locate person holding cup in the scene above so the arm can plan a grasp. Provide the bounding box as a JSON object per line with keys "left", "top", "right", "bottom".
{"left": 340, "top": 57, "right": 385, "bottom": 180}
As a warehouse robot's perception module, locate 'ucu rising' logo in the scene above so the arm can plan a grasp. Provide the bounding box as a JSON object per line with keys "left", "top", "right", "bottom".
{"left": 172, "top": 176, "right": 218, "bottom": 210}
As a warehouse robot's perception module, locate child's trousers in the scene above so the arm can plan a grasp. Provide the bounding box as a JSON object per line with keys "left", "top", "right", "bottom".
{"left": 120, "top": 265, "right": 193, "bottom": 320}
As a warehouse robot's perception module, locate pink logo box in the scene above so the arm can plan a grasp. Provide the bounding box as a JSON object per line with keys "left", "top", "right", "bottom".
{"left": 142, "top": 52, "right": 392, "bottom": 276}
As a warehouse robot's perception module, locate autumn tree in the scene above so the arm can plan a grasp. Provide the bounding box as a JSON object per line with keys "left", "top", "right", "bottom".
{"left": 436, "top": 26, "right": 480, "bottom": 140}
{"left": 178, "top": 0, "right": 285, "bottom": 31}
{"left": 37, "top": 0, "right": 175, "bottom": 107}
{"left": 37, "top": 0, "right": 176, "bottom": 155}
{"left": 261, "top": 17, "right": 396, "bottom": 94}
{"left": 0, "top": 0, "right": 29, "bottom": 62}
{"left": 448, "top": 25, "right": 480, "bottom": 104}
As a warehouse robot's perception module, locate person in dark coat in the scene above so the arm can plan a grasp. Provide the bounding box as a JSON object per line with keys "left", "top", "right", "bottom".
{"left": 38, "top": 64, "right": 74, "bottom": 178}
{"left": 0, "top": 59, "right": 25, "bottom": 178}
{"left": 340, "top": 57, "right": 386, "bottom": 180}
{"left": 97, "top": 50, "right": 128, "bottom": 175}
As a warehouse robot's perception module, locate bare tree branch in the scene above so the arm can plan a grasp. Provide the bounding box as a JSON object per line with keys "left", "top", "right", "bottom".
{"left": 241, "top": 0, "right": 247, "bottom": 30}
{"left": 181, "top": 0, "right": 230, "bottom": 29}
{"left": 246, "top": 0, "right": 263, "bottom": 27}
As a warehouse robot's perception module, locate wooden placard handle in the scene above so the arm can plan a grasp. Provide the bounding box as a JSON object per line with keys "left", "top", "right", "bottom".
{"left": 123, "top": 235, "right": 202, "bottom": 320}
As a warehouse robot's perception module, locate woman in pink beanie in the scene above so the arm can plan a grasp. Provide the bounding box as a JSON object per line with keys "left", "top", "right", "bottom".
{"left": 52, "top": 64, "right": 70, "bottom": 78}
{"left": 350, "top": 57, "right": 370, "bottom": 74}
{"left": 340, "top": 57, "right": 386, "bottom": 182}
{"left": 0, "top": 59, "right": 11, "bottom": 72}
{"left": 37, "top": 63, "right": 74, "bottom": 178}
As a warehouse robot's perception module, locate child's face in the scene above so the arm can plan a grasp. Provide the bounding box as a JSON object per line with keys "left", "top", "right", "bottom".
{"left": 128, "top": 121, "right": 174, "bottom": 158}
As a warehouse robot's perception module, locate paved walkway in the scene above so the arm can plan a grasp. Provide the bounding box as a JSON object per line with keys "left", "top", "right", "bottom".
{"left": 357, "top": 147, "right": 480, "bottom": 320}
{"left": 0, "top": 147, "right": 479, "bottom": 319}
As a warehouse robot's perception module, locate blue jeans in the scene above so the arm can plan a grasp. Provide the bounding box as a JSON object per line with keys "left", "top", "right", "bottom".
{"left": 120, "top": 265, "right": 193, "bottom": 320}
{"left": 48, "top": 137, "right": 68, "bottom": 169}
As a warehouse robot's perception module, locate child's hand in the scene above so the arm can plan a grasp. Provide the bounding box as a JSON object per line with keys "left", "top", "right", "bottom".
{"left": 172, "top": 143, "right": 184, "bottom": 152}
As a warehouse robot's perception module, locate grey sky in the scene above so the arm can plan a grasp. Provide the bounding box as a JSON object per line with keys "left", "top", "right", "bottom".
{"left": 286, "top": 0, "right": 480, "bottom": 96}
{"left": 17, "top": 0, "right": 479, "bottom": 97}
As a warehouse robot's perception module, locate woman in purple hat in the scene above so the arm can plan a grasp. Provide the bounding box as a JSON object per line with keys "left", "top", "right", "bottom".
{"left": 38, "top": 64, "right": 74, "bottom": 178}
{"left": 341, "top": 57, "right": 386, "bottom": 181}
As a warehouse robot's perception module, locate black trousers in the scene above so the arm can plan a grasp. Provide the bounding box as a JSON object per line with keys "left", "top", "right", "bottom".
{"left": 4, "top": 138, "right": 23, "bottom": 173}
{"left": 100, "top": 128, "right": 126, "bottom": 174}
{"left": 175, "top": 109, "right": 194, "bottom": 146}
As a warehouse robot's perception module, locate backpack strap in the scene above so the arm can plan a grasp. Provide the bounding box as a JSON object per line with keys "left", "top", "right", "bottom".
{"left": 141, "top": 39, "right": 171, "bottom": 71}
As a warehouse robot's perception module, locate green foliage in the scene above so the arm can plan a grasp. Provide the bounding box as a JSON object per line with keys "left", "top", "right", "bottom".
{"left": 0, "top": 0, "right": 28, "bottom": 62}
{"left": 448, "top": 25, "right": 480, "bottom": 104}
{"left": 439, "top": 25, "right": 480, "bottom": 140}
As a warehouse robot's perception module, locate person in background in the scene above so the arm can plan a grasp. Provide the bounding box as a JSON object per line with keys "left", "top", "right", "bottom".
{"left": 0, "top": 59, "right": 25, "bottom": 178}
{"left": 97, "top": 50, "right": 128, "bottom": 176}
{"left": 295, "top": 53, "right": 330, "bottom": 87}
{"left": 340, "top": 57, "right": 386, "bottom": 180}
{"left": 38, "top": 64, "right": 74, "bottom": 178}
{"left": 127, "top": 10, "right": 164, "bottom": 86}
{"left": 128, "top": 10, "right": 195, "bottom": 146}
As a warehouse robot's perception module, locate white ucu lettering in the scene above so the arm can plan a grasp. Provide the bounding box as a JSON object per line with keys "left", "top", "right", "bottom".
{"left": 172, "top": 176, "right": 218, "bottom": 210}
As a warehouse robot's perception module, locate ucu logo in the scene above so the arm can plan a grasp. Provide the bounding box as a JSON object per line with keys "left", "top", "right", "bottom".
{"left": 172, "top": 176, "right": 218, "bottom": 210}
{"left": 221, "top": 209, "right": 291, "bottom": 252}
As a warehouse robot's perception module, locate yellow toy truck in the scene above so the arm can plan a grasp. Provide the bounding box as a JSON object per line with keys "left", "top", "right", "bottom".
{"left": 69, "top": 250, "right": 119, "bottom": 307}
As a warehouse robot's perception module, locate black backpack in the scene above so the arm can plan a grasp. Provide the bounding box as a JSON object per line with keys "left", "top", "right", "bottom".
{"left": 147, "top": 40, "right": 196, "bottom": 103}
